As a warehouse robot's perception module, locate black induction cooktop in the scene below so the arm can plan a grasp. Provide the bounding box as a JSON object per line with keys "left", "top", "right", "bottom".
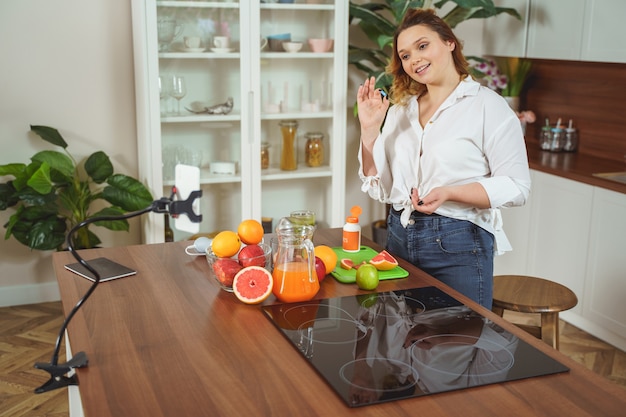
{"left": 262, "top": 286, "right": 569, "bottom": 407}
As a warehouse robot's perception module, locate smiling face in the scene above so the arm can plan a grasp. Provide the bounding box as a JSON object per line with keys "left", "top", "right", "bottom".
{"left": 396, "top": 24, "right": 457, "bottom": 87}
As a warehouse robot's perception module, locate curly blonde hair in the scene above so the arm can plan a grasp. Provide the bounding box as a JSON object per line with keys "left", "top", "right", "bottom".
{"left": 386, "top": 9, "right": 470, "bottom": 106}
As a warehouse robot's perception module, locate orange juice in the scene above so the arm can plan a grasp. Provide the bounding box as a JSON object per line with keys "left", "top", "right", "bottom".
{"left": 272, "top": 261, "right": 320, "bottom": 303}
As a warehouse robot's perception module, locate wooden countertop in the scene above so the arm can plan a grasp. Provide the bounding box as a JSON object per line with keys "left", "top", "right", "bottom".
{"left": 52, "top": 228, "right": 626, "bottom": 417}
{"left": 526, "top": 138, "right": 626, "bottom": 194}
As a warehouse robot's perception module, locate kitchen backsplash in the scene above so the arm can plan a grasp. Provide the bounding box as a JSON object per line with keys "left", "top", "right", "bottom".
{"left": 522, "top": 59, "right": 626, "bottom": 164}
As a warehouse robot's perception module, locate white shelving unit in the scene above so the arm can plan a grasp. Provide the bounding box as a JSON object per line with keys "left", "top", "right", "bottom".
{"left": 132, "top": 0, "right": 348, "bottom": 243}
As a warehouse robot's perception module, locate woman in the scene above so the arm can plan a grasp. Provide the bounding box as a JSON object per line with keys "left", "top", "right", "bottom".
{"left": 356, "top": 9, "right": 531, "bottom": 309}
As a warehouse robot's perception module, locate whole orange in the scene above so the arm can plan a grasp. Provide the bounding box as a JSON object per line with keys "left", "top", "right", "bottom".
{"left": 237, "top": 219, "right": 264, "bottom": 245}
{"left": 211, "top": 230, "right": 241, "bottom": 258}
{"left": 314, "top": 245, "right": 338, "bottom": 275}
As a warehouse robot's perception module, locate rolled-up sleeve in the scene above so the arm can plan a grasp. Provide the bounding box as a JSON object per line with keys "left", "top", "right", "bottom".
{"left": 479, "top": 110, "right": 532, "bottom": 209}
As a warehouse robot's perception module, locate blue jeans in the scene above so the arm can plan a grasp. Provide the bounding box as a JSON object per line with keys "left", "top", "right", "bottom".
{"left": 386, "top": 209, "right": 494, "bottom": 309}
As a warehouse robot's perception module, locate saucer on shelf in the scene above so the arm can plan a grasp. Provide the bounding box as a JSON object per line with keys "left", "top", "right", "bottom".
{"left": 210, "top": 47, "right": 234, "bottom": 53}
{"left": 181, "top": 47, "right": 206, "bottom": 53}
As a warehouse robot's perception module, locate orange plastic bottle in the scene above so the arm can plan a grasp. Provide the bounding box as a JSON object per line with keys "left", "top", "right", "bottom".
{"left": 342, "top": 205, "right": 362, "bottom": 253}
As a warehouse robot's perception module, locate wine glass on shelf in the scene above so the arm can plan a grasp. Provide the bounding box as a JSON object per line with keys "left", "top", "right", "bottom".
{"left": 170, "top": 75, "right": 186, "bottom": 115}
{"left": 158, "top": 75, "right": 169, "bottom": 116}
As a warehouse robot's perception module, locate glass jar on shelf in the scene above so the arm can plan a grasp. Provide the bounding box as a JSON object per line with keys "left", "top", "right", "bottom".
{"left": 261, "top": 142, "right": 270, "bottom": 169}
{"left": 304, "top": 132, "right": 324, "bottom": 167}
{"left": 279, "top": 120, "right": 298, "bottom": 171}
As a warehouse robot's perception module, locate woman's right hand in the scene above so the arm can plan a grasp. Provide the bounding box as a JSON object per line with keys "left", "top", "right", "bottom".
{"left": 357, "top": 76, "right": 390, "bottom": 146}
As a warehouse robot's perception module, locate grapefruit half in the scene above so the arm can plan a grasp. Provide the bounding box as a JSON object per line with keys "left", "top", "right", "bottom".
{"left": 369, "top": 250, "right": 398, "bottom": 271}
{"left": 232, "top": 266, "right": 273, "bottom": 304}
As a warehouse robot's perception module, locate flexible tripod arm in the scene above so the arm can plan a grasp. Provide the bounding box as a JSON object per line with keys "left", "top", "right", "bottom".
{"left": 34, "top": 187, "right": 202, "bottom": 394}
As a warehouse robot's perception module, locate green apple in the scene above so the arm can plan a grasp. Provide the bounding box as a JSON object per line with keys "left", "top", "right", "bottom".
{"left": 355, "top": 264, "right": 379, "bottom": 291}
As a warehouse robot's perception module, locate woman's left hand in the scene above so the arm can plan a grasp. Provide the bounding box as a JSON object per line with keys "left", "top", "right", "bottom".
{"left": 412, "top": 183, "right": 491, "bottom": 213}
{"left": 411, "top": 187, "right": 446, "bottom": 214}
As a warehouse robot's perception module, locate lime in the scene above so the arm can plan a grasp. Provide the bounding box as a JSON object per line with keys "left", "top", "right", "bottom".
{"left": 355, "top": 264, "right": 379, "bottom": 291}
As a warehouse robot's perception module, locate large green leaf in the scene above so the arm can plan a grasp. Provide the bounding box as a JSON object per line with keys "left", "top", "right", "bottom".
{"left": 14, "top": 186, "right": 57, "bottom": 206}
{"left": 30, "top": 125, "right": 68, "bottom": 149}
{"left": 390, "top": 0, "right": 425, "bottom": 22}
{"left": 71, "top": 227, "right": 101, "bottom": 250}
{"left": 25, "top": 162, "right": 54, "bottom": 195}
{"left": 102, "top": 174, "right": 153, "bottom": 211}
{"left": 350, "top": 3, "right": 397, "bottom": 44}
{"left": 468, "top": 6, "right": 521, "bottom": 20}
{"left": 84, "top": 151, "right": 114, "bottom": 184}
{"left": 31, "top": 150, "right": 74, "bottom": 180}
{"left": 6, "top": 206, "right": 66, "bottom": 251}
{"left": 0, "top": 163, "right": 26, "bottom": 178}
{"left": 0, "top": 183, "right": 18, "bottom": 210}
{"left": 92, "top": 206, "right": 130, "bottom": 231}
{"left": 348, "top": 48, "right": 391, "bottom": 72}
{"left": 9, "top": 162, "right": 40, "bottom": 191}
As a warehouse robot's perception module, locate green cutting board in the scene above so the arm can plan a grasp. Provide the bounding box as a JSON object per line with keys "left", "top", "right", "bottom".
{"left": 330, "top": 246, "right": 409, "bottom": 284}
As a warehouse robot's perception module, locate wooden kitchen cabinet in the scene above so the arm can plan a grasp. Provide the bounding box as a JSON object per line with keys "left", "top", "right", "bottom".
{"left": 481, "top": 0, "right": 529, "bottom": 58}
{"left": 580, "top": 0, "right": 626, "bottom": 63}
{"left": 525, "top": 171, "right": 593, "bottom": 316}
{"left": 584, "top": 187, "right": 626, "bottom": 345}
{"left": 496, "top": 170, "right": 593, "bottom": 312}
{"left": 525, "top": 0, "right": 587, "bottom": 60}
{"left": 494, "top": 169, "right": 626, "bottom": 351}
{"left": 493, "top": 169, "right": 534, "bottom": 275}
{"left": 483, "top": 0, "right": 626, "bottom": 63}
{"left": 131, "top": 0, "right": 348, "bottom": 243}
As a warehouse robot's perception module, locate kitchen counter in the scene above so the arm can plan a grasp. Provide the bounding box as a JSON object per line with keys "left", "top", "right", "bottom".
{"left": 51, "top": 228, "right": 626, "bottom": 416}
{"left": 526, "top": 138, "right": 626, "bottom": 194}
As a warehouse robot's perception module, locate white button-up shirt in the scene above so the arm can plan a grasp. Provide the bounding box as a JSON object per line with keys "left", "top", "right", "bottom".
{"left": 358, "top": 78, "right": 531, "bottom": 254}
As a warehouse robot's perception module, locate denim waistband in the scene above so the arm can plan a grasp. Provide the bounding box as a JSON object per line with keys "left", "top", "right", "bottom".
{"left": 390, "top": 206, "right": 437, "bottom": 217}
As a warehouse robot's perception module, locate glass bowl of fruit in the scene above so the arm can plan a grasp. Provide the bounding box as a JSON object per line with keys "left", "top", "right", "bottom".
{"left": 206, "top": 243, "right": 272, "bottom": 292}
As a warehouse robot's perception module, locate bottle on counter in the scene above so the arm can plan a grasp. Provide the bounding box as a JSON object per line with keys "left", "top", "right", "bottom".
{"left": 539, "top": 118, "right": 552, "bottom": 151}
{"left": 164, "top": 214, "right": 174, "bottom": 242}
{"left": 563, "top": 119, "right": 579, "bottom": 152}
{"left": 550, "top": 118, "right": 565, "bottom": 152}
{"left": 342, "top": 205, "right": 362, "bottom": 253}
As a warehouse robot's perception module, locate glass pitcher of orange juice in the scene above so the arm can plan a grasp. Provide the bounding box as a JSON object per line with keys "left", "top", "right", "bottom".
{"left": 272, "top": 217, "right": 320, "bottom": 303}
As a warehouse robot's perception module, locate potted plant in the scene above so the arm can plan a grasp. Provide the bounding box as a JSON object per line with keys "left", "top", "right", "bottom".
{"left": 0, "top": 125, "right": 154, "bottom": 250}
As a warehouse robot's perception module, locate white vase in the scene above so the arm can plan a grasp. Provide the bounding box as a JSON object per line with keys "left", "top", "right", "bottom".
{"left": 504, "top": 96, "right": 520, "bottom": 112}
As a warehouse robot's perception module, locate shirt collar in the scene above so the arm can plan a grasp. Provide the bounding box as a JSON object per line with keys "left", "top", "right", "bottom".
{"left": 410, "top": 77, "right": 480, "bottom": 109}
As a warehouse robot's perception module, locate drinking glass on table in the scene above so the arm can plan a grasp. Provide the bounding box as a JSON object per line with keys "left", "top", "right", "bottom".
{"left": 290, "top": 210, "right": 315, "bottom": 226}
{"left": 170, "top": 75, "right": 186, "bottom": 115}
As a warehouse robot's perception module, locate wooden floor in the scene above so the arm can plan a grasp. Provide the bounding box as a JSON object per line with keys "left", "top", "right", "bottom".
{"left": 1, "top": 302, "right": 624, "bottom": 417}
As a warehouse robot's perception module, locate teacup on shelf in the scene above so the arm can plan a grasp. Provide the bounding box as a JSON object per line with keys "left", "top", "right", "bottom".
{"left": 282, "top": 41, "right": 303, "bottom": 53}
{"left": 308, "top": 38, "right": 333, "bottom": 53}
{"left": 268, "top": 33, "right": 291, "bottom": 51}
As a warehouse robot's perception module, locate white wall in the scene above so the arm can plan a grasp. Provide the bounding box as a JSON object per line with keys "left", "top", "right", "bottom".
{"left": 0, "top": 0, "right": 142, "bottom": 306}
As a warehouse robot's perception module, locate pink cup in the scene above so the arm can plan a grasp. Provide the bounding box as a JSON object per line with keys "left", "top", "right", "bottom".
{"left": 308, "top": 38, "right": 333, "bottom": 53}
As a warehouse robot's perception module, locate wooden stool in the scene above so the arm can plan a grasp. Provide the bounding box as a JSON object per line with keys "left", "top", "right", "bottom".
{"left": 492, "top": 275, "right": 578, "bottom": 350}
